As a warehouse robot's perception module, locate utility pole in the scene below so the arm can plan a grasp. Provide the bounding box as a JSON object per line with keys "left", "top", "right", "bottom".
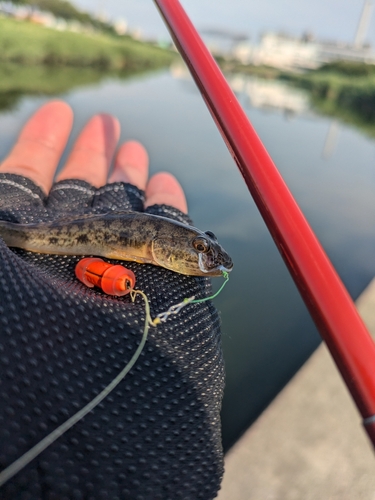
{"left": 354, "top": 0, "right": 373, "bottom": 48}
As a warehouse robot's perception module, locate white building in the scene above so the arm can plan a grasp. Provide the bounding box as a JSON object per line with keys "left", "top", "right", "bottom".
{"left": 232, "top": 32, "right": 375, "bottom": 70}
{"left": 237, "top": 33, "right": 320, "bottom": 70}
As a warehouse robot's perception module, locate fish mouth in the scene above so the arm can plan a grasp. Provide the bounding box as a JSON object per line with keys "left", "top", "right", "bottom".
{"left": 198, "top": 253, "right": 233, "bottom": 275}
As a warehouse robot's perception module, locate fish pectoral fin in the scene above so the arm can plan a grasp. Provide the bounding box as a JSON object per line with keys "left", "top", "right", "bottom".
{"left": 151, "top": 238, "right": 175, "bottom": 270}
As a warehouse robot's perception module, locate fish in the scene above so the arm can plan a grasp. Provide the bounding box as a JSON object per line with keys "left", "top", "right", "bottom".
{"left": 0, "top": 211, "right": 233, "bottom": 277}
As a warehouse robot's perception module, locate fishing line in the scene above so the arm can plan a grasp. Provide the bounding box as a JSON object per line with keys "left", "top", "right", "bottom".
{"left": 191, "top": 270, "right": 229, "bottom": 304}
{"left": 0, "top": 271, "right": 229, "bottom": 487}
{"left": 154, "top": 270, "right": 230, "bottom": 323}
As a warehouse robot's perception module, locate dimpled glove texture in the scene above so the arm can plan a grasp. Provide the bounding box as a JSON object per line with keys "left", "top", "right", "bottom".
{"left": 0, "top": 173, "right": 225, "bottom": 500}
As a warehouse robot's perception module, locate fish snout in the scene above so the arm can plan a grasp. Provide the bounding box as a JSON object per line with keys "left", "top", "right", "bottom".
{"left": 198, "top": 245, "right": 233, "bottom": 275}
{"left": 221, "top": 254, "right": 233, "bottom": 273}
{"left": 216, "top": 248, "right": 233, "bottom": 273}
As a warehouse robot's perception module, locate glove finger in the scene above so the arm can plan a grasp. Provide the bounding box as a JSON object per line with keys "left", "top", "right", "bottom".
{"left": 0, "top": 173, "right": 47, "bottom": 223}
{"left": 46, "top": 180, "right": 145, "bottom": 214}
{"left": 90, "top": 182, "right": 145, "bottom": 213}
{"left": 47, "top": 179, "right": 96, "bottom": 213}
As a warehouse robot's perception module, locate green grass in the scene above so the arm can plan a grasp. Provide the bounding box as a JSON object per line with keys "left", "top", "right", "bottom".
{"left": 0, "top": 16, "right": 176, "bottom": 69}
{"left": 0, "top": 16, "right": 177, "bottom": 112}
{"left": 317, "top": 60, "right": 375, "bottom": 77}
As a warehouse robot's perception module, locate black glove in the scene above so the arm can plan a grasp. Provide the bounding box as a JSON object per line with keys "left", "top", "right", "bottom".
{"left": 0, "top": 173, "right": 225, "bottom": 500}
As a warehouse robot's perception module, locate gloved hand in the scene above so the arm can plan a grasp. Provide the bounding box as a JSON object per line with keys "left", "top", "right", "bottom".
{"left": 0, "top": 102, "right": 225, "bottom": 500}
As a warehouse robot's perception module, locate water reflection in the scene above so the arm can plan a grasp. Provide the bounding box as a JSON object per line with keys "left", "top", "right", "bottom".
{"left": 228, "top": 73, "right": 310, "bottom": 116}
{"left": 171, "top": 61, "right": 310, "bottom": 116}
{"left": 322, "top": 120, "right": 340, "bottom": 159}
{"left": 0, "top": 63, "right": 154, "bottom": 112}
{"left": 1, "top": 68, "right": 375, "bottom": 450}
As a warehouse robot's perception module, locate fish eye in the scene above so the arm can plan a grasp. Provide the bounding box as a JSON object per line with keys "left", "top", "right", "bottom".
{"left": 205, "top": 231, "right": 217, "bottom": 241}
{"left": 193, "top": 237, "right": 211, "bottom": 253}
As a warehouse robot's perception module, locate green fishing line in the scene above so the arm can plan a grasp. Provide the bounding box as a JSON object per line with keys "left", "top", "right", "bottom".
{"left": 190, "top": 270, "right": 230, "bottom": 304}
{"left": 154, "top": 271, "right": 230, "bottom": 324}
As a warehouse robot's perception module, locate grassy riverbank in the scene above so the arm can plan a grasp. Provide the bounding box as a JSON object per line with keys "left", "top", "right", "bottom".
{"left": 0, "top": 16, "right": 175, "bottom": 69}
{"left": 0, "top": 15, "right": 176, "bottom": 111}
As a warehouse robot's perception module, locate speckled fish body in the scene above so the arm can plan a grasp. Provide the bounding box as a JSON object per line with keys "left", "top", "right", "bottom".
{"left": 0, "top": 211, "right": 233, "bottom": 276}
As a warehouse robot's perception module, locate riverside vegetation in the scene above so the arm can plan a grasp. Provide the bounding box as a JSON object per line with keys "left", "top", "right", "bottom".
{"left": 0, "top": 17, "right": 174, "bottom": 69}
{"left": 0, "top": 10, "right": 176, "bottom": 111}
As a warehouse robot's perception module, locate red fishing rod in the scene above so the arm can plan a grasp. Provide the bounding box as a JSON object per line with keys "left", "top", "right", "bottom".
{"left": 154, "top": 0, "right": 375, "bottom": 445}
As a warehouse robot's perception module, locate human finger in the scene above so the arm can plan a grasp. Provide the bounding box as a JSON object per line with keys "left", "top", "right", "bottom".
{"left": 56, "top": 114, "right": 120, "bottom": 187}
{"left": 145, "top": 172, "right": 188, "bottom": 214}
{"left": 108, "top": 140, "right": 149, "bottom": 190}
{"left": 0, "top": 100, "right": 73, "bottom": 193}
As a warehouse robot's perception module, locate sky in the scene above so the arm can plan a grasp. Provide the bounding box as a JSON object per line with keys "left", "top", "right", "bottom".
{"left": 70, "top": 0, "right": 375, "bottom": 46}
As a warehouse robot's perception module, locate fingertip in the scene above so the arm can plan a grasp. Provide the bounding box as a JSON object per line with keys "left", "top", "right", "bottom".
{"left": 27, "top": 100, "right": 74, "bottom": 134}
{"left": 145, "top": 172, "right": 188, "bottom": 214}
{"left": 0, "top": 99, "right": 74, "bottom": 193}
{"left": 109, "top": 140, "right": 149, "bottom": 189}
{"left": 56, "top": 113, "right": 121, "bottom": 187}
{"left": 44, "top": 99, "right": 74, "bottom": 119}
{"left": 19, "top": 99, "right": 74, "bottom": 143}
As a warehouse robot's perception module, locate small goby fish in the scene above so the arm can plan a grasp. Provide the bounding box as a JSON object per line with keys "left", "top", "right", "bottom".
{"left": 0, "top": 211, "right": 233, "bottom": 277}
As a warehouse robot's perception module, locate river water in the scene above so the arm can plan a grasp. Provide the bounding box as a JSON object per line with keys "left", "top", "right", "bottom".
{"left": 1, "top": 67, "right": 375, "bottom": 450}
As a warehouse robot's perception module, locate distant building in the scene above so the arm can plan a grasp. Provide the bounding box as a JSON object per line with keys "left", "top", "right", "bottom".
{"left": 233, "top": 33, "right": 320, "bottom": 70}
{"left": 205, "top": 1, "right": 375, "bottom": 70}
{"left": 113, "top": 18, "right": 128, "bottom": 36}
{"left": 231, "top": 32, "right": 375, "bottom": 70}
